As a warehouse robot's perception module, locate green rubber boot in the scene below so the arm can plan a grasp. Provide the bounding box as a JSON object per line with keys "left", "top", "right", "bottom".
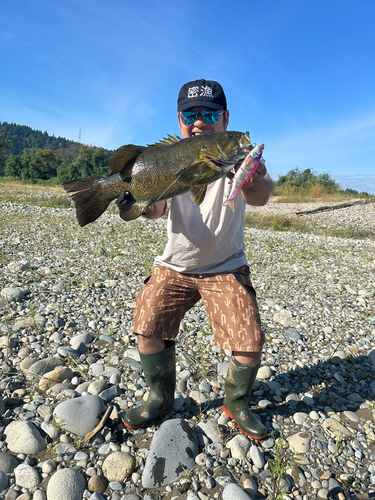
{"left": 223, "top": 357, "right": 267, "bottom": 440}
{"left": 123, "top": 342, "right": 176, "bottom": 429}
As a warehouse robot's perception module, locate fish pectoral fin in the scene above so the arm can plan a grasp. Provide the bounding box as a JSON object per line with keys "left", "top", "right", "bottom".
{"left": 175, "top": 161, "right": 209, "bottom": 184}
{"left": 190, "top": 184, "right": 207, "bottom": 206}
{"left": 109, "top": 145, "right": 147, "bottom": 174}
{"left": 118, "top": 201, "right": 145, "bottom": 222}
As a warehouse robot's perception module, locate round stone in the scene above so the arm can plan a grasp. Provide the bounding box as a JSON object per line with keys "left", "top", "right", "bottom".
{"left": 88, "top": 474, "right": 109, "bottom": 493}
{"left": 102, "top": 452, "right": 136, "bottom": 482}
{"left": 46, "top": 468, "right": 86, "bottom": 500}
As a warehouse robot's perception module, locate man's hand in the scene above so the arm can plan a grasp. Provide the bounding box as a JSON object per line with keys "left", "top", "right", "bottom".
{"left": 142, "top": 200, "right": 168, "bottom": 219}
{"left": 241, "top": 161, "right": 274, "bottom": 206}
{"left": 226, "top": 160, "right": 267, "bottom": 184}
{"left": 245, "top": 161, "right": 267, "bottom": 186}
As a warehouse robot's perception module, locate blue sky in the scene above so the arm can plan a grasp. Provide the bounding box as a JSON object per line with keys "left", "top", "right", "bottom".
{"left": 1, "top": 0, "right": 374, "bottom": 194}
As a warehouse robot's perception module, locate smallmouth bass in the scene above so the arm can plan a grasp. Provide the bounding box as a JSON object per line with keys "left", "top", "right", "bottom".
{"left": 63, "top": 131, "right": 252, "bottom": 226}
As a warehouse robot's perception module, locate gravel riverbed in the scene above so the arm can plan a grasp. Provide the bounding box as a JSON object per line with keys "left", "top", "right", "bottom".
{"left": 0, "top": 201, "right": 374, "bottom": 500}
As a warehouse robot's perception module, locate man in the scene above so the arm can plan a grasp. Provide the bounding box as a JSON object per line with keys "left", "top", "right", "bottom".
{"left": 121, "top": 79, "right": 274, "bottom": 439}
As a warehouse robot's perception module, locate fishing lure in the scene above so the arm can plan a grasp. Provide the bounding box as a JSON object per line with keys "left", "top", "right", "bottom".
{"left": 223, "top": 143, "right": 265, "bottom": 210}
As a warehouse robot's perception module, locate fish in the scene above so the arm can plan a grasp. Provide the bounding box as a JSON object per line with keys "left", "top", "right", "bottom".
{"left": 63, "top": 131, "right": 252, "bottom": 226}
{"left": 222, "top": 143, "right": 265, "bottom": 210}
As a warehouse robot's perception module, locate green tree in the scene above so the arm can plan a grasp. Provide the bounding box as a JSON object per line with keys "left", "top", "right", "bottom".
{"left": 34, "top": 149, "right": 63, "bottom": 179}
{"left": 4, "top": 154, "right": 22, "bottom": 177}
{"left": 19, "top": 149, "right": 38, "bottom": 181}
{"left": 317, "top": 172, "right": 339, "bottom": 193}
{"left": 57, "top": 145, "right": 111, "bottom": 182}
{"left": 0, "top": 132, "right": 12, "bottom": 175}
{"left": 275, "top": 167, "right": 339, "bottom": 193}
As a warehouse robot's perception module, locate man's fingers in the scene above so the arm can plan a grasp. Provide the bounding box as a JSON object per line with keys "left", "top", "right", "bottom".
{"left": 251, "top": 163, "right": 267, "bottom": 184}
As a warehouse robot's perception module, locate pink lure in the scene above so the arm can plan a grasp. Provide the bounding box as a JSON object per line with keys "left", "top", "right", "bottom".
{"left": 222, "top": 143, "right": 264, "bottom": 210}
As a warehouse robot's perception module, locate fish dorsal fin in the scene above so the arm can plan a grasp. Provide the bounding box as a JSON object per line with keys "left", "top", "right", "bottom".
{"left": 109, "top": 145, "right": 147, "bottom": 174}
{"left": 147, "top": 134, "right": 181, "bottom": 148}
{"left": 190, "top": 184, "right": 207, "bottom": 206}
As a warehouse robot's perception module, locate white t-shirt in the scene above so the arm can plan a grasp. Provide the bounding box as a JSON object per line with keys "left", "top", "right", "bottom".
{"left": 154, "top": 176, "right": 247, "bottom": 274}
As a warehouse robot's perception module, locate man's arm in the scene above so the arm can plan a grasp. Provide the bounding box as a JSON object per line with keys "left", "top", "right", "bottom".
{"left": 241, "top": 162, "right": 274, "bottom": 206}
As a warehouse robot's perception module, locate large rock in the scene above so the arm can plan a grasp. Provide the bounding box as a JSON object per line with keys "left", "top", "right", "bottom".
{"left": 0, "top": 452, "right": 18, "bottom": 473}
{"left": 223, "top": 483, "right": 256, "bottom": 500}
{"left": 88, "top": 379, "right": 108, "bottom": 396}
{"left": 88, "top": 475, "right": 108, "bottom": 493}
{"left": 70, "top": 332, "right": 94, "bottom": 349}
{"left": 7, "top": 260, "right": 30, "bottom": 273}
{"left": 53, "top": 395, "right": 106, "bottom": 436}
{"left": 0, "top": 470, "right": 8, "bottom": 492}
{"left": 272, "top": 309, "right": 298, "bottom": 327}
{"left": 32, "top": 490, "right": 47, "bottom": 500}
{"left": 42, "top": 366, "right": 73, "bottom": 383}
{"left": 287, "top": 432, "right": 312, "bottom": 454}
{"left": 322, "top": 418, "right": 352, "bottom": 440}
{"left": 5, "top": 421, "right": 46, "bottom": 454}
{"left": 39, "top": 366, "right": 74, "bottom": 390}
{"left": 26, "top": 357, "right": 64, "bottom": 380}
{"left": 248, "top": 444, "right": 265, "bottom": 469}
{"left": 46, "top": 468, "right": 86, "bottom": 500}
{"left": 102, "top": 452, "right": 136, "bottom": 482}
{"left": 227, "top": 435, "right": 250, "bottom": 459}
{"left": 196, "top": 419, "right": 222, "bottom": 443}
{"left": 14, "top": 463, "right": 40, "bottom": 488}
{"left": 142, "top": 419, "right": 198, "bottom": 488}
{"left": 1, "top": 287, "right": 25, "bottom": 301}
{"left": 368, "top": 349, "right": 375, "bottom": 367}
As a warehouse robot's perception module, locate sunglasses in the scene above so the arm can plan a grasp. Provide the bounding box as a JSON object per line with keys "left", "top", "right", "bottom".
{"left": 180, "top": 109, "right": 225, "bottom": 126}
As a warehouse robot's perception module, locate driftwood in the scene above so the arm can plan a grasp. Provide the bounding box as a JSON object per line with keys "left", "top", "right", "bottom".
{"left": 296, "top": 200, "right": 367, "bottom": 216}
{"left": 83, "top": 404, "right": 113, "bottom": 443}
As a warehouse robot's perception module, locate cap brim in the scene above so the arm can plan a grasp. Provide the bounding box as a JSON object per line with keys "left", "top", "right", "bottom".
{"left": 178, "top": 101, "right": 224, "bottom": 111}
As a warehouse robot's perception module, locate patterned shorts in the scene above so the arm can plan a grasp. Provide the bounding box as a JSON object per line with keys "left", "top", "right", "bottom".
{"left": 133, "top": 265, "right": 264, "bottom": 352}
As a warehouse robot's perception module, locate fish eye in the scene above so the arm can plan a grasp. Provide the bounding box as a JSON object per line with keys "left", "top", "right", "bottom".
{"left": 227, "top": 132, "right": 233, "bottom": 138}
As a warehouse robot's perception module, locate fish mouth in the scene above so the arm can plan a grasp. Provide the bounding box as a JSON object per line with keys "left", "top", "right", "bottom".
{"left": 205, "top": 156, "right": 221, "bottom": 167}
{"left": 205, "top": 156, "right": 237, "bottom": 173}
{"left": 241, "top": 131, "right": 251, "bottom": 146}
{"left": 205, "top": 156, "right": 235, "bottom": 170}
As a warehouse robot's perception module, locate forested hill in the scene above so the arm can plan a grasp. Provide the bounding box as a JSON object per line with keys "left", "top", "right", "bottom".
{"left": 0, "top": 121, "right": 116, "bottom": 182}
{"left": 0, "top": 121, "right": 82, "bottom": 163}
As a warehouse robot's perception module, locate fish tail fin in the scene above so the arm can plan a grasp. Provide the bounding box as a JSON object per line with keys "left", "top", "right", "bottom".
{"left": 222, "top": 199, "right": 235, "bottom": 211}
{"left": 63, "top": 177, "right": 110, "bottom": 226}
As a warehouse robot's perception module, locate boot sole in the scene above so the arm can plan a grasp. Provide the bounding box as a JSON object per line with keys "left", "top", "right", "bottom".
{"left": 223, "top": 406, "right": 267, "bottom": 440}
{"left": 122, "top": 409, "right": 172, "bottom": 430}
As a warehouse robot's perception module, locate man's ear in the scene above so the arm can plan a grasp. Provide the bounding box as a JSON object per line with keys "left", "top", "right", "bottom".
{"left": 224, "top": 110, "right": 230, "bottom": 130}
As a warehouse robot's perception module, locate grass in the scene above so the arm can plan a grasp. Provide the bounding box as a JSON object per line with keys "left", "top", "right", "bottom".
{"left": 0, "top": 180, "right": 72, "bottom": 209}
{"left": 273, "top": 192, "right": 369, "bottom": 203}
{"left": 244, "top": 211, "right": 375, "bottom": 240}
{"left": 0, "top": 179, "right": 138, "bottom": 215}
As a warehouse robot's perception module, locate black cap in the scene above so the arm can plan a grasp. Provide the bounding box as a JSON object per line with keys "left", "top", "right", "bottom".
{"left": 177, "top": 79, "right": 227, "bottom": 111}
